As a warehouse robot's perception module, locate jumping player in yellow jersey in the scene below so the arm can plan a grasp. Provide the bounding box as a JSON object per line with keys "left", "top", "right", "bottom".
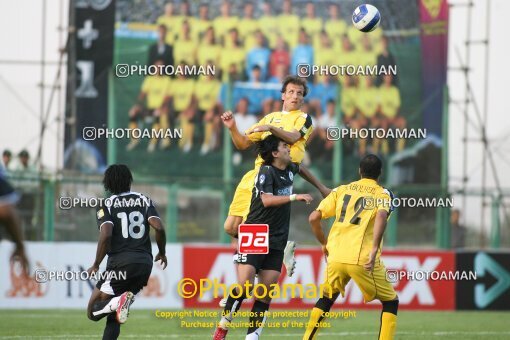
{"left": 221, "top": 76, "right": 330, "bottom": 275}
{"left": 303, "top": 154, "right": 398, "bottom": 340}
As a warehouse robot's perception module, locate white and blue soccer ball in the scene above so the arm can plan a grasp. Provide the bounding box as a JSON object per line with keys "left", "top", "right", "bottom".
{"left": 352, "top": 4, "right": 381, "bottom": 32}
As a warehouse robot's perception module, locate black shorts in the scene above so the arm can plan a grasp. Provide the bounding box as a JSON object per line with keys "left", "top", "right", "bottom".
{"left": 0, "top": 177, "right": 19, "bottom": 206}
{"left": 234, "top": 248, "right": 284, "bottom": 273}
{"left": 96, "top": 263, "right": 152, "bottom": 296}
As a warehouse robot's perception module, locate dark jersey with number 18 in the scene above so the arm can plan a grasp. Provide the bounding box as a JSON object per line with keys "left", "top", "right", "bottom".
{"left": 96, "top": 192, "right": 159, "bottom": 269}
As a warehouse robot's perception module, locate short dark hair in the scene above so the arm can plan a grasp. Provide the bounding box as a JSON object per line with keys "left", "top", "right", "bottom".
{"left": 281, "top": 75, "right": 308, "bottom": 97}
{"left": 103, "top": 164, "right": 133, "bottom": 195}
{"left": 359, "top": 154, "right": 382, "bottom": 180}
{"left": 257, "top": 135, "right": 283, "bottom": 165}
{"left": 3, "top": 150, "right": 11, "bottom": 157}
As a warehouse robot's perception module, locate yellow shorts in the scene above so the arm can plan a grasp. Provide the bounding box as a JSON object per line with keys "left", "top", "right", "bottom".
{"left": 323, "top": 261, "right": 397, "bottom": 303}
{"left": 228, "top": 168, "right": 259, "bottom": 219}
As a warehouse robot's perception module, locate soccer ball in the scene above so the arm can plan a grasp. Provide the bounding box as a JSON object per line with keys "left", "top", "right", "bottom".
{"left": 352, "top": 4, "right": 381, "bottom": 32}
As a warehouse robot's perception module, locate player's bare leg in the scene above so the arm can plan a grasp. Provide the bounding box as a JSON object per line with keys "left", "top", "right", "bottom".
{"left": 245, "top": 269, "right": 280, "bottom": 340}
{"left": 214, "top": 264, "right": 256, "bottom": 339}
{"left": 88, "top": 288, "right": 134, "bottom": 340}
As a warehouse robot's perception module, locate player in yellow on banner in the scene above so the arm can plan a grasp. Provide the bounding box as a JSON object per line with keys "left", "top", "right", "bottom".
{"left": 303, "top": 154, "right": 399, "bottom": 340}
{"left": 221, "top": 76, "right": 330, "bottom": 276}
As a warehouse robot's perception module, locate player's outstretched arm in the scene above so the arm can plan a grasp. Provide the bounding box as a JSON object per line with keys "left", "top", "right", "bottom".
{"left": 364, "top": 210, "right": 388, "bottom": 272}
{"left": 309, "top": 210, "right": 328, "bottom": 257}
{"left": 87, "top": 223, "right": 113, "bottom": 275}
{"left": 221, "top": 110, "right": 253, "bottom": 150}
{"left": 260, "top": 192, "right": 313, "bottom": 208}
{"left": 149, "top": 217, "right": 167, "bottom": 269}
{"left": 298, "top": 165, "right": 332, "bottom": 198}
{"left": 247, "top": 125, "right": 301, "bottom": 145}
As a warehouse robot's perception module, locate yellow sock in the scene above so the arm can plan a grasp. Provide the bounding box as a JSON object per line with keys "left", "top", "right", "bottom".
{"left": 129, "top": 121, "right": 138, "bottom": 142}
{"left": 359, "top": 139, "right": 366, "bottom": 156}
{"left": 159, "top": 114, "right": 170, "bottom": 148}
{"left": 302, "top": 307, "right": 325, "bottom": 340}
{"left": 179, "top": 118, "right": 188, "bottom": 148}
{"left": 203, "top": 121, "right": 213, "bottom": 146}
{"left": 373, "top": 138, "right": 381, "bottom": 153}
{"left": 397, "top": 138, "right": 405, "bottom": 152}
{"left": 187, "top": 123, "right": 195, "bottom": 147}
{"left": 378, "top": 312, "right": 397, "bottom": 340}
{"left": 149, "top": 122, "right": 160, "bottom": 146}
{"left": 382, "top": 139, "right": 389, "bottom": 155}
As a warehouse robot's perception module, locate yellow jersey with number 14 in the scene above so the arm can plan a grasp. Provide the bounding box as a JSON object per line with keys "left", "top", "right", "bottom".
{"left": 317, "top": 178, "right": 395, "bottom": 265}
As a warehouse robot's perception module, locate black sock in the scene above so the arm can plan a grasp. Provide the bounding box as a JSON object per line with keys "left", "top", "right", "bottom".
{"left": 247, "top": 300, "right": 270, "bottom": 336}
{"left": 102, "top": 314, "right": 120, "bottom": 340}
{"left": 223, "top": 289, "right": 245, "bottom": 320}
{"left": 89, "top": 299, "right": 113, "bottom": 321}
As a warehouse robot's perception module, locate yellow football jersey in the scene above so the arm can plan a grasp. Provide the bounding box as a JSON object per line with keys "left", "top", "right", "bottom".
{"left": 169, "top": 78, "right": 195, "bottom": 111}
{"left": 277, "top": 14, "right": 300, "bottom": 48}
{"left": 317, "top": 178, "right": 394, "bottom": 265}
{"left": 219, "top": 47, "right": 246, "bottom": 81}
{"left": 379, "top": 85, "right": 401, "bottom": 118}
{"left": 246, "top": 110, "right": 313, "bottom": 167}
{"left": 194, "top": 78, "right": 221, "bottom": 111}
{"left": 197, "top": 43, "right": 221, "bottom": 66}
{"left": 213, "top": 17, "right": 239, "bottom": 43}
{"left": 192, "top": 19, "right": 211, "bottom": 42}
{"left": 258, "top": 16, "right": 279, "bottom": 48}
{"left": 141, "top": 75, "right": 172, "bottom": 109}
{"left": 356, "top": 86, "right": 379, "bottom": 118}
{"left": 325, "top": 20, "right": 348, "bottom": 42}
{"left": 173, "top": 39, "right": 197, "bottom": 66}
{"left": 301, "top": 17, "right": 323, "bottom": 42}
{"left": 341, "top": 86, "right": 358, "bottom": 118}
{"left": 156, "top": 15, "right": 180, "bottom": 44}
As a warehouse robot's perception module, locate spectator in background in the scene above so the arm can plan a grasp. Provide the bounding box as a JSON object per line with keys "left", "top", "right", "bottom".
{"left": 451, "top": 209, "right": 467, "bottom": 248}
{"left": 147, "top": 24, "right": 174, "bottom": 68}
{"left": 278, "top": 0, "right": 299, "bottom": 49}
{"left": 173, "top": 20, "right": 197, "bottom": 66}
{"left": 193, "top": 4, "right": 211, "bottom": 42}
{"left": 194, "top": 67, "right": 222, "bottom": 155}
{"left": 168, "top": 63, "right": 196, "bottom": 153}
{"left": 15, "top": 150, "right": 35, "bottom": 173}
{"left": 316, "top": 99, "right": 337, "bottom": 157}
{"left": 376, "top": 36, "right": 398, "bottom": 86}
{"left": 314, "top": 30, "right": 336, "bottom": 83}
{"left": 301, "top": 2, "right": 323, "bottom": 48}
{"left": 377, "top": 73, "right": 405, "bottom": 154}
{"left": 173, "top": 0, "right": 194, "bottom": 41}
{"left": 214, "top": 1, "right": 239, "bottom": 46}
{"left": 326, "top": 3, "right": 348, "bottom": 51}
{"left": 308, "top": 75, "right": 338, "bottom": 116}
{"left": 355, "top": 76, "right": 378, "bottom": 156}
{"left": 269, "top": 63, "right": 287, "bottom": 84}
{"left": 341, "top": 75, "right": 359, "bottom": 127}
{"left": 2, "top": 150, "right": 12, "bottom": 171}
{"left": 259, "top": 1, "right": 278, "bottom": 48}
{"left": 291, "top": 29, "right": 314, "bottom": 77}
{"left": 219, "top": 28, "right": 246, "bottom": 82}
{"left": 127, "top": 59, "right": 172, "bottom": 152}
{"left": 232, "top": 97, "right": 258, "bottom": 164}
{"left": 246, "top": 30, "right": 271, "bottom": 81}
{"left": 239, "top": 2, "right": 259, "bottom": 51}
{"left": 197, "top": 26, "right": 220, "bottom": 66}
{"left": 269, "top": 35, "right": 290, "bottom": 78}
{"left": 337, "top": 35, "right": 356, "bottom": 86}
{"left": 358, "top": 35, "right": 377, "bottom": 71}
{"left": 234, "top": 98, "right": 258, "bottom": 135}
{"left": 156, "top": 2, "right": 179, "bottom": 45}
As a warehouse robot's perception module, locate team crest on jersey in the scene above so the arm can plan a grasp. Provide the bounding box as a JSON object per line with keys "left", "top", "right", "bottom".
{"left": 259, "top": 174, "right": 266, "bottom": 184}
{"left": 289, "top": 171, "right": 293, "bottom": 181}
{"left": 97, "top": 209, "right": 104, "bottom": 220}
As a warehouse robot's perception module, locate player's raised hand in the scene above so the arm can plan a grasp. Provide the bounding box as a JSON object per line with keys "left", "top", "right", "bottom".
{"left": 296, "top": 194, "right": 313, "bottom": 204}
{"left": 155, "top": 252, "right": 168, "bottom": 270}
{"left": 221, "top": 111, "right": 236, "bottom": 129}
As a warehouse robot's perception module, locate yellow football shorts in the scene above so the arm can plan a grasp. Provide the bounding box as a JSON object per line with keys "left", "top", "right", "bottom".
{"left": 323, "top": 261, "right": 397, "bottom": 303}
{"left": 228, "top": 168, "right": 259, "bottom": 219}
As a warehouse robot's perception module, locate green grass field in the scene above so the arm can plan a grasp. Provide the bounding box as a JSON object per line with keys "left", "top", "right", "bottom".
{"left": 1, "top": 309, "right": 509, "bottom": 339}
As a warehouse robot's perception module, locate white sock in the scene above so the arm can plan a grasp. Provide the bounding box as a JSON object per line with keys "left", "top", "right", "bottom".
{"left": 245, "top": 331, "right": 261, "bottom": 340}
{"left": 92, "top": 296, "right": 121, "bottom": 316}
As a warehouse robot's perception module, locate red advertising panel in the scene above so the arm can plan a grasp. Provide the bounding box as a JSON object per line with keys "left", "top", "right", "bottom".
{"left": 183, "top": 246, "right": 455, "bottom": 310}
